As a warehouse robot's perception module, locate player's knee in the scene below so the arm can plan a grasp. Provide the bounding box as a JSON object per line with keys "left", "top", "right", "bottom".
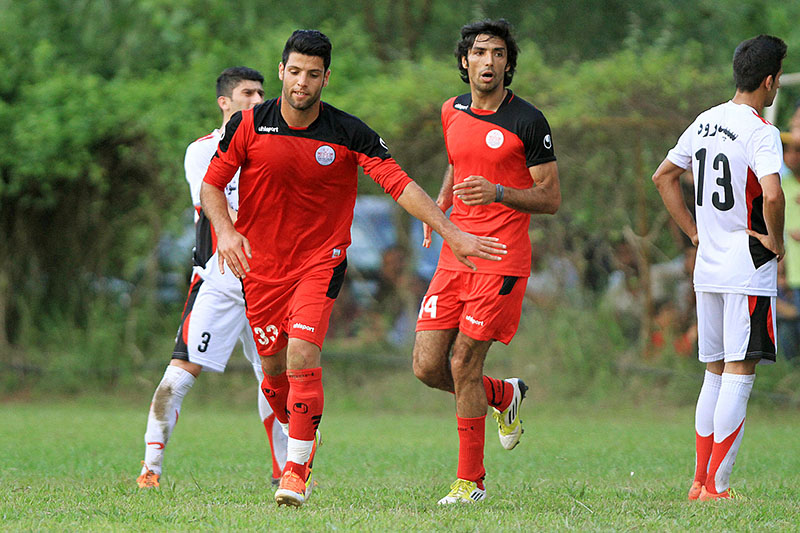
{"left": 449, "top": 350, "right": 483, "bottom": 380}
{"left": 412, "top": 354, "right": 437, "bottom": 385}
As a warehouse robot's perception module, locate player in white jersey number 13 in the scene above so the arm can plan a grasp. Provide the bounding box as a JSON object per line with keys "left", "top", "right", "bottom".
{"left": 652, "top": 35, "right": 787, "bottom": 502}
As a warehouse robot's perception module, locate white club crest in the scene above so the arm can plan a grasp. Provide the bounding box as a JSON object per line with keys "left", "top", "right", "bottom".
{"left": 543, "top": 134, "right": 552, "bottom": 149}
{"left": 315, "top": 145, "right": 336, "bottom": 166}
{"left": 485, "top": 129, "right": 504, "bottom": 149}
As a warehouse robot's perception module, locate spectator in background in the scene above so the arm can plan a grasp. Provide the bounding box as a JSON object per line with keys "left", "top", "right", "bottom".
{"left": 525, "top": 231, "right": 581, "bottom": 308}
{"left": 373, "top": 245, "right": 427, "bottom": 347}
{"left": 601, "top": 240, "right": 641, "bottom": 341}
{"left": 777, "top": 260, "right": 800, "bottom": 364}
{"left": 779, "top": 130, "right": 800, "bottom": 362}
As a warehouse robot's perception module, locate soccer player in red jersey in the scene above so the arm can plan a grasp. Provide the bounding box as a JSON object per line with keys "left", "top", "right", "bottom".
{"left": 412, "top": 19, "right": 561, "bottom": 504}
{"left": 201, "top": 30, "right": 507, "bottom": 508}
{"left": 653, "top": 35, "right": 786, "bottom": 501}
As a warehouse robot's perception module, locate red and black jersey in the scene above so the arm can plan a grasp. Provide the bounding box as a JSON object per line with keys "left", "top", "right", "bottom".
{"left": 438, "top": 90, "right": 556, "bottom": 276}
{"left": 204, "top": 98, "right": 412, "bottom": 283}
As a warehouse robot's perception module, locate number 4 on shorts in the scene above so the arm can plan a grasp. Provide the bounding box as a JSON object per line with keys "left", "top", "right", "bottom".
{"left": 419, "top": 295, "right": 438, "bottom": 319}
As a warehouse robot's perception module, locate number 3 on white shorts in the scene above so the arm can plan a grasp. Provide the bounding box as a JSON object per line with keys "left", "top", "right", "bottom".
{"left": 254, "top": 325, "right": 279, "bottom": 346}
{"left": 419, "top": 295, "right": 438, "bottom": 319}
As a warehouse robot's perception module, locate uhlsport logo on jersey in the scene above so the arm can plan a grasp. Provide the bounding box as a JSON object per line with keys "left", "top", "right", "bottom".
{"left": 485, "top": 129, "right": 504, "bottom": 149}
{"left": 315, "top": 145, "right": 336, "bottom": 166}
{"left": 292, "top": 322, "right": 315, "bottom": 333}
{"left": 543, "top": 134, "right": 552, "bottom": 150}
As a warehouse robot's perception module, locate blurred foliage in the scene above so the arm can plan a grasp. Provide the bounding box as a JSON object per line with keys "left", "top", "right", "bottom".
{"left": 1, "top": 0, "right": 800, "bottom": 392}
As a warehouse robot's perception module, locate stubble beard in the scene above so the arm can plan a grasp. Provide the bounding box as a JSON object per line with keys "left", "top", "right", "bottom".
{"left": 284, "top": 88, "right": 320, "bottom": 112}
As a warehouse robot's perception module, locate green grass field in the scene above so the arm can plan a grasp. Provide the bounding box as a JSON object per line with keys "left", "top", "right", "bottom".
{"left": 2, "top": 394, "right": 800, "bottom": 531}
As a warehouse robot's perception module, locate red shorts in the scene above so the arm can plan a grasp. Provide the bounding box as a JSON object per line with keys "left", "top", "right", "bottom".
{"left": 415, "top": 269, "right": 527, "bottom": 344}
{"left": 242, "top": 258, "right": 347, "bottom": 356}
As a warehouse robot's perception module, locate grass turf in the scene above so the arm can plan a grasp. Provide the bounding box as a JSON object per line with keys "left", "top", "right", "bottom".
{"left": 2, "top": 398, "right": 799, "bottom": 531}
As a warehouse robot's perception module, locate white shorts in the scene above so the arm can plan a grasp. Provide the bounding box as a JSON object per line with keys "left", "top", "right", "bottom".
{"left": 696, "top": 291, "right": 777, "bottom": 365}
{"left": 172, "top": 274, "right": 260, "bottom": 373}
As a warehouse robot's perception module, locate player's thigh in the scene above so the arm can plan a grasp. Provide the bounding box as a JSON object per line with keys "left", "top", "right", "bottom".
{"left": 696, "top": 291, "right": 725, "bottom": 363}
{"left": 285, "top": 258, "right": 347, "bottom": 349}
{"left": 460, "top": 274, "right": 526, "bottom": 344}
{"left": 416, "top": 269, "right": 465, "bottom": 332}
{"left": 413, "top": 329, "right": 458, "bottom": 368}
{"left": 722, "top": 293, "right": 777, "bottom": 364}
{"left": 243, "top": 277, "right": 294, "bottom": 357}
{"left": 240, "top": 324, "right": 263, "bottom": 378}
{"left": 182, "top": 283, "right": 248, "bottom": 372}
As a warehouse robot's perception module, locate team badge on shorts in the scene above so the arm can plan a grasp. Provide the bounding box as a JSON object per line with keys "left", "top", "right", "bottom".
{"left": 315, "top": 145, "right": 336, "bottom": 166}
{"left": 485, "top": 129, "right": 504, "bottom": 149}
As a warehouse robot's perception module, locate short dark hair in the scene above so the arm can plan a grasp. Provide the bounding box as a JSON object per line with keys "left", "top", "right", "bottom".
{"left": 282, "top": 30, "right": 332, "bottom": 71}
{"left": 733, "top": 35, "right": 787, "bottom": 92}
{"left": 216, "top": 66, "right": 264, "bottom": 98}
{"left": 455, "top": 19, "right": 519, "bottom": 87}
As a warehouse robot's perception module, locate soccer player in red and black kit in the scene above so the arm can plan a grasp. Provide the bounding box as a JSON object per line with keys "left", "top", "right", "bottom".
{"left": 413, "top": 19, "right": 561, "bottom": 504}
{"left": 200, "top": 30, "right": 507, "bottom": 508}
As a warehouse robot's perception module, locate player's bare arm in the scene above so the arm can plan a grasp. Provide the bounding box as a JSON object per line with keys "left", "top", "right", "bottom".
{"left": 397, "top": 181, "right": 507, "bottom": 270}
{"left": 453, "top": 161, "right": 561, "bottom": 215}
{"left": 422, "top": 165, "right": 456, "bottom": 248}
{"left": 746, "top": 173, "right": 785, "bottom": 260}
{"left": 652, "top": 158, "right": 699, "bottom": 246}
{"left": 199, "top": 181, "right": 252, "bottom": 278}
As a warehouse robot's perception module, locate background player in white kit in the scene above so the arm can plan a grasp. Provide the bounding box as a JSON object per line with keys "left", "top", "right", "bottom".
{"left": 137, "top": 67, "right": 288, "bottom": 489}
{"left": 652, "top": 35, "right": 787, "bottom": 501}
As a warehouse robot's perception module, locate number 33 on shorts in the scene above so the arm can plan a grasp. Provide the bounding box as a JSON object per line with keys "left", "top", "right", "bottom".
{"left": 254, "top": 325, "right": 280, "bottom": 346}
{"left": 419, "top": 295, "right": 438, "bottom": 319}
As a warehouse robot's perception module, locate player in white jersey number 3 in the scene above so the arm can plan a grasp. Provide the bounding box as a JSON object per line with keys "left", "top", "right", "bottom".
{"left": 652, "top": 35, "right": 787, "bottom": 501}
{"left": 137, "top": 67, "right": 287, "bottom": 489}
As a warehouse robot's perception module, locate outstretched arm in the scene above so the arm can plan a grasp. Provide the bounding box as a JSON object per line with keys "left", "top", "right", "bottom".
{"left": 453, "top": 161, "right": 561, "bottom": 215}
{"left": 396, "top": 181, "right": 507, "bottom": 271}
{"left": 422, "top": 165, "right": 455, "bottom": 248}
{"left": 652, "top": 158, "right": 698, "bottom": 246}
{"left": 200, "top": 181, "right": 252, "bottom": 278}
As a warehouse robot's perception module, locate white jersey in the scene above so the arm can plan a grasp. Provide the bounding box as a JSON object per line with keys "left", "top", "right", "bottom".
{"left": 183, "top": 129, "right": 243, "bottom": 299}
{"left": 666, "top": 101, "right": 783, "bottom": 296}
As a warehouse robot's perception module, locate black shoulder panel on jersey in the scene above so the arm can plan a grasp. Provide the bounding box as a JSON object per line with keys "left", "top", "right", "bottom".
{"left": 319, "top": 103, "right": 393, "bottom": 159}
{"left": 252, "top": 98, "right": 281, "bottom": 134}
{"left": 249, "top": 99, "right": 392, "bottom": 159}
{"left": 218, "top": 110, "right": 244, "bottom": 153}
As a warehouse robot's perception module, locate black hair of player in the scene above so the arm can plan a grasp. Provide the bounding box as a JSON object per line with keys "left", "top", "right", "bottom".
{"left": 282, "top": 30, "right": 332, "bottom": 71}
{"left": 733, "top": 35, "right": 787, "bottom": 93}
{"left": 216, "top": 66, "right": 264, "bottom": 98}
{"left": 455, "top": 18, "right": 518, "bottom": 87}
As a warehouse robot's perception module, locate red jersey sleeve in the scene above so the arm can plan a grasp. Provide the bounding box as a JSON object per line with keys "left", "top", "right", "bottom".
{"left": 347, "top": 117, "right": 412, "bottom": 200}
{"left": 358, "top": 155, "right": 412, "bottom": 200}
{"left": 204, "top": 109, "right": 251, "bottom": 190}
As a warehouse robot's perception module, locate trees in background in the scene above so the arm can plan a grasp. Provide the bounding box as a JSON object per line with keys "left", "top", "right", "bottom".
{"left": 1, "top": 0, "right": 798, "bottom": 381}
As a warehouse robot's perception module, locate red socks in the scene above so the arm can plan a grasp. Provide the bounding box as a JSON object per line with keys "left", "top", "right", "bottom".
{"left": 693, "top": 431, "right": 713, "bottom": 485}
{"left": 261, "top": 372, "right": 290, "bottom": 425}
{"left": 457, "top": 415, "right": 486, "bottom": 486}
{"left": 286, "top": 367, "right": 324, "bottom": 441}
{"left": 483, "top": 376, "right": 514, "bottom": 411}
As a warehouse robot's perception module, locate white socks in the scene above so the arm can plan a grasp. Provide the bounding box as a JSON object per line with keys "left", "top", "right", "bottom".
{"left": 695, "top": 370, "right": 722, "bottom": 437}
{"left": 708, "top": 372, "right": 754, "bottom": 493}
{"left": 142, "top": 365, "right": 196, "bottom": 474}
